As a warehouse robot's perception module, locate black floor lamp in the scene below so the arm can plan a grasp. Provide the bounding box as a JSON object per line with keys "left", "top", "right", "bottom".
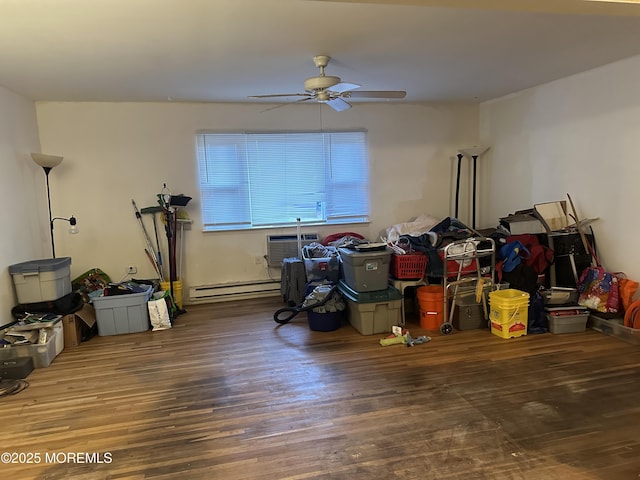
{"left": 457, "top": 146, "right": 490, "bottom": 229}
{"left": 31, "top": 153, "right": 79, "bottom": 258}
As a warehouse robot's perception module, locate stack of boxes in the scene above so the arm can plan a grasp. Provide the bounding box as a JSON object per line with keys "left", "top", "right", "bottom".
{"left": 337, "top": 247, "right": 403, "bottom": 335}
{"left": 388, "top": 251, "right": 428, "bottom": 326}
{"left": 2, "top": 257, "right": 73, "bottom": 371}
{"left": 543, "top": 287, "right": 589, "bottom": 333}
{"left": 300, "top": 244, "right": 343, "bottom": 332}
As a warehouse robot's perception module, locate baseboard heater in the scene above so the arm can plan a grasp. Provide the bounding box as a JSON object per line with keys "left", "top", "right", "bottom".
{"left": 188, "top": 280, "right": 281, "bottom": 304}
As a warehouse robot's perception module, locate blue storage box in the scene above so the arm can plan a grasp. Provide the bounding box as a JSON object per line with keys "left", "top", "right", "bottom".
{"left": 92, "top": 286, "right": 154, "bottom": 336}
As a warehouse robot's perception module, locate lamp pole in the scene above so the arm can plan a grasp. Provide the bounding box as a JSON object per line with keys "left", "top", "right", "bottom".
{"left": 42, "top": 166, "right": 57, "bottom": 258}
{"left": 31, "top": 153, "right": 67, "bottom": 258}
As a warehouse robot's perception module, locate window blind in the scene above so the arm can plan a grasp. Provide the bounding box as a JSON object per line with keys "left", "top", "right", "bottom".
{"left": 196, "top": 131, "right": 369, "bottom": 231}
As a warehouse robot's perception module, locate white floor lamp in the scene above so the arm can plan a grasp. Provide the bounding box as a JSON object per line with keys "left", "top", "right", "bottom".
{"left": 31, "top": 153, "right": 78, "bottom": 258}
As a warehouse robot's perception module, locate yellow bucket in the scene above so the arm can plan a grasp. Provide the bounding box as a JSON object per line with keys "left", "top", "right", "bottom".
{"left": 488, "top": 289, "right": 529, "bottom": 339}
{"left": 160, "top": 279, "right": 183, "bottom": 309}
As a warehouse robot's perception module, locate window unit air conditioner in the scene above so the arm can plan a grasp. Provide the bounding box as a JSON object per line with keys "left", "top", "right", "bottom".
{"left": 266, "top": 233, "right": 319, "bottom": 267}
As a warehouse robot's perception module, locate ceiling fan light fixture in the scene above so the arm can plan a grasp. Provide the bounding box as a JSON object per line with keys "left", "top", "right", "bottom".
{"left": 304, "top": 75, "right": 341, "bottom": 91}
{"left": 316, "top": 91, "right": 330, "bottom": 102}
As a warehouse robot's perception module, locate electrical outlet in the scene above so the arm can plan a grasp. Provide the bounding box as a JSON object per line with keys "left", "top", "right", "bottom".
{"left": 128, "top": 265, "right": 137, "bottom": 274}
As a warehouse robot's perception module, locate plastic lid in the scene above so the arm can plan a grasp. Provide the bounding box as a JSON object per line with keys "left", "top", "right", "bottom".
{"left": 9, "top": 257, "right": 72, "bottom": 274}
{"left": 337, "top": 280, "right": 402, "bottom": 303}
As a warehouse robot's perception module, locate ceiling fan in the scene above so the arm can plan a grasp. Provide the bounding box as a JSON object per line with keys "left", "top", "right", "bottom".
{"left": 248, "top": 55, "right": 406, "bottom": 112}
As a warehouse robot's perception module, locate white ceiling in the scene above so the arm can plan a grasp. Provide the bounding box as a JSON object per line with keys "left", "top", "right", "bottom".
{"left": 2, "top": 0, "right": 640, "bottom": 105}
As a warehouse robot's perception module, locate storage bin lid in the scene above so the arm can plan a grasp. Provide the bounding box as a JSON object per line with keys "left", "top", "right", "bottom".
{"left": 338, "top": 280, "right": 401, "bottom": 303}
{"left": 9, "top": 257, "right": 71, "bottom": 275}
{"left": 92, "top": 285, "right": 154, "bottom": 307}
{"left": 338, "top": 246, "right": 391, "bottom": 261}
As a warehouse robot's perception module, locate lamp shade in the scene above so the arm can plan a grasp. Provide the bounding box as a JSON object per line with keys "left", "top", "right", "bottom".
{"left": 31, "top": 153, "right": 63, "bottom": 169}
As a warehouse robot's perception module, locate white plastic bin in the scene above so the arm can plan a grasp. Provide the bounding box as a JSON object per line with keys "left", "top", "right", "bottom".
{"left": 0, "top": 321, "right": 63, "bottom": 368}
{"left": 302, "top": 245, "right": 340, "bottom": 282}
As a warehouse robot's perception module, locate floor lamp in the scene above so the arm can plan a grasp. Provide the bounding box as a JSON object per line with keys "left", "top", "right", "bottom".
{"left": 31, "top": 153, "right": 79, "bottom": 258}
{"left": 458, "top": 146, "right": 490, "bottom": 229}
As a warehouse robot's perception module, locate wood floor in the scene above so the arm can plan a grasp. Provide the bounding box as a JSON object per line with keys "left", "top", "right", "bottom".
{"left": 3, "top": 296, "right": 640, "bottom": 480}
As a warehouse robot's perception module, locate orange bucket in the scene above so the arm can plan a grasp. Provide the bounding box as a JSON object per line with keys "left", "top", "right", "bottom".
{"left": 417, "top": 285, "right": 444, "bottom": 330}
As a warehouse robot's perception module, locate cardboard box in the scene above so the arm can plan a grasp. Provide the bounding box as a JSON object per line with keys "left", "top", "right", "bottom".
{"left": 62, "top": 303, "right": 97, "bottom": 348}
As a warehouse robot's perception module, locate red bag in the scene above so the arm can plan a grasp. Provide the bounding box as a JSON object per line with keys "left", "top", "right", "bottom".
{"left": 506, "top": 234, "right": 554, "bottom": 275}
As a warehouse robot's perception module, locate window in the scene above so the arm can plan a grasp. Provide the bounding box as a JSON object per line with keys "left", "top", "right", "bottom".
{"left": 196, "top": 131, "right": 369, "bottom": 231}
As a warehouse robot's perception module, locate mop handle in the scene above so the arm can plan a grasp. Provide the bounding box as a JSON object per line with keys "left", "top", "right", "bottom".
{"left": 297, "top": 217, "right": 302, "bottom": 258}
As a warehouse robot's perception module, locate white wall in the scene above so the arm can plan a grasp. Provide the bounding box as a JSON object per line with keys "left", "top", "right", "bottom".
{"left": 479, "top": 54, "right": 640, "bottom": 281}
{"left": 0, "top": 86, "right": 48, "bottom": 326}
{"left": 7, "top": 53, "right": 640, "bottom": 310}
{"left": 35, "top": 101, "right": 479, "bottom": 294}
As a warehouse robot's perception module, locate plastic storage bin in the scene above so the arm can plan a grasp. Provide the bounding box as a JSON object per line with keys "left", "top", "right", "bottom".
{"left": 302, "top": 245, "right": 340, "bottom": 283}
{"left": 488, "top": 289, "right": 529, "bottom": 339}
{"left": 0, "top": 321, "right": 63, "bottom": 368}
{"left": 339, "top": 282, "right": 402, "bottom": 335}
{"left": 588, "top": 314, "right": 640, "bottom": 346}
{"left": 338, "top": 247, "right": 392, "bottom": 292}
{"left": 338, "top": 280, "right": 402, "bottom": 303}
{"left": 9, "top": 257, "right": 72, "bottom": 304}
{"left": 93, "top": 286, "right": 154, "bottom": 336}
{"left": 547, "top": 312, "right": 589, "bottom": 333}
{"left": 307, "top": 310, "right": 344, "bottom": 332}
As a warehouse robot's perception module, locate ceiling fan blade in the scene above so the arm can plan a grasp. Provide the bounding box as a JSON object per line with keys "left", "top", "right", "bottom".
{"left": 328, "top": 82, "right": 360, "bottom": 94}
{"left": 248, "top": 93, "right": 311, "bottom": 99}
{"left": 345, "top": 90, "right": 406, "bottom": 99}
{"left": 259, "top": 96, "right": 314, "bottom": 113}
{"left": 326, "top": 97, "right": 351, "bottom": 112}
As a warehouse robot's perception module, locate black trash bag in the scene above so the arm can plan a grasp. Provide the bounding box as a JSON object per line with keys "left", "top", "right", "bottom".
{"left": 11, "top": 291, "right": 84, "bottom": 320}
{"left": 502, "top": 263, "right": 539, "bottom": 296}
